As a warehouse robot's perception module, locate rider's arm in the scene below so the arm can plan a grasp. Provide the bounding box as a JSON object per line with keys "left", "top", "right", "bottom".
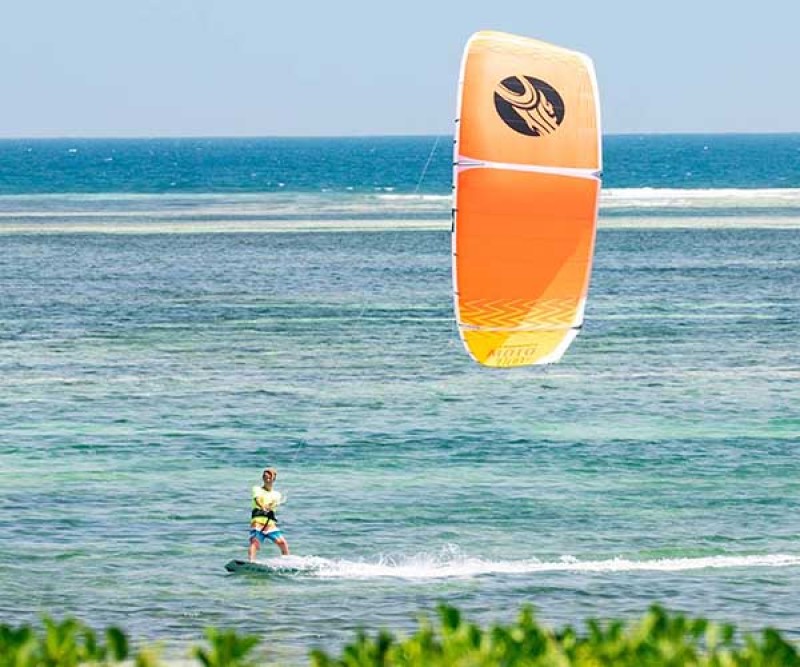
{"left": 253, "top": 488, "right": 272, "bottom": 511}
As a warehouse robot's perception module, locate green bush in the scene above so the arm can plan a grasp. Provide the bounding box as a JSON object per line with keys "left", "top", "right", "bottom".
{"left": 193, "top": 628, "right": 261, "bottom": 667}
{"left": 1, "top": 605, "right": 799, "bottom": 666}
{"left": 309, "top": 604, "right": 800, "bottom": 667}
{"left": 0, "top": 617, "right": 127, "bottom": 667}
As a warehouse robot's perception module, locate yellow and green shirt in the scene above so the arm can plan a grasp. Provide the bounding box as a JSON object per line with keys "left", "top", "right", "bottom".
{"left": 251, "top": 485, "right": 282, "bottom": 531}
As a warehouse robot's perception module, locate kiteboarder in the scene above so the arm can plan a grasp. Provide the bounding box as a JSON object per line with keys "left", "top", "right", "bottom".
{"left": 248, "top": 467, "right": 289, "bottom": 561}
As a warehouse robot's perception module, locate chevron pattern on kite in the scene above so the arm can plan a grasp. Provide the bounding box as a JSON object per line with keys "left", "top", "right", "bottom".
{"left": 458, "top": 298, "right": 579, "bottom": 330}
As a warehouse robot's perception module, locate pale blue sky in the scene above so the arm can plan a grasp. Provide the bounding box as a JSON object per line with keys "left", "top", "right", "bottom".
{"left": 3, "top": 0, "right": 799, "bottom": 137}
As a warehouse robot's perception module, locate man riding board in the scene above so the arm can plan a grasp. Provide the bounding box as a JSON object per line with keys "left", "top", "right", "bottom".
{"left": 248, "top": 467, "right": 289, "bottom": 561}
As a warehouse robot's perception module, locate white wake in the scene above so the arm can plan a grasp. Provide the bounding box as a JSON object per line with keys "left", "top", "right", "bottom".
{"left": 252, "top": 550, "right": 800, "bottom": 580}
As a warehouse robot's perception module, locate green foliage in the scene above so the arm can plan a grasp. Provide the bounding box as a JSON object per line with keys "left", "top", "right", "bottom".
{"left": 193, "top": 628, "right": 261, "bottom": 667}
{"left": 0, "top": 617, "right": 127, "bottom": 667}
{"left": 1, "top": 605, "right": 799, "bottom": 666}
{"left": 310, "top": 604, "right": 800, "bottom": 667}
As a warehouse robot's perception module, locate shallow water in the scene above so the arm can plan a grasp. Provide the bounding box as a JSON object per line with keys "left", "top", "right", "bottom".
{"left": 1, "top": 136, "right": 799, "bottom": 664}
{"left": 1, "top": 220, "right": 799, "bottom": 663}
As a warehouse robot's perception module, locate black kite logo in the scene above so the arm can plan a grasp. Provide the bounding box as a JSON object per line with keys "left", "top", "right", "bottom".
{"left": 494, "top": 76, "right": 565, "bottom": 136}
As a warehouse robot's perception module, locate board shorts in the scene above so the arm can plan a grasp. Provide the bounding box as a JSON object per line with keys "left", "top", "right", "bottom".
{"left": 249, "top": 529, "right": 284, "bottom": 544}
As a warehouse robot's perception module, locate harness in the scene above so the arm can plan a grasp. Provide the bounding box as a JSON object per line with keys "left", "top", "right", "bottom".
{"left": 251, "top": 507, "right": 278, "bottom": 532}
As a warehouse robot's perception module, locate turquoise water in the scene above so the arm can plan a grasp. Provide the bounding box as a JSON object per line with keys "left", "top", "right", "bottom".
{"left": 1, "top": 136, "right": 800, "bottom": 664}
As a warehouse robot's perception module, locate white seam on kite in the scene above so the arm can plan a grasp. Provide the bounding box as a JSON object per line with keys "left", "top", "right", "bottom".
{"left": 456, "top": 157, "right": 600, "bottom": 180}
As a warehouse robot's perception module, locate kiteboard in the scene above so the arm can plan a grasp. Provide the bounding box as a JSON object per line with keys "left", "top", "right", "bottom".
{"left": 224, "top": 558, "right": 305, "bottom": 575}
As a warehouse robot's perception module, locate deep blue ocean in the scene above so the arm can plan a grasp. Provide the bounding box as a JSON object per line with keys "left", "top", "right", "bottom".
{"left": 2, "top": 134, "right": 800, "bottom": 193}
{"left": 1, "top": 135, "right": 799, "bottom": 664}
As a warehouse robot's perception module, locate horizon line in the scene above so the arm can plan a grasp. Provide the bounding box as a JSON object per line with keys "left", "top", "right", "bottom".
{"left": 1, "top": 130, "right": 799, "bottom": 142}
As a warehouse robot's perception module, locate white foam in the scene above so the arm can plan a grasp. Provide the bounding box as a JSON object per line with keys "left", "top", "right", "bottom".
{"left": 1, "top": 189, "right": 800, "bottom": 234}
{"left": 599, "top": 215, "right": 800, "bottom": 229}
{"left": 602, "top": 188, "right": 800, "bottom": 209}
{"left": 0, "top": 218, "right": 447, "bottom": 234}
{"left": 254, "top": 550, "right": 800, "bottom": 580}
{"left": 1, "top": 188, "right": 799, "bottom": 208}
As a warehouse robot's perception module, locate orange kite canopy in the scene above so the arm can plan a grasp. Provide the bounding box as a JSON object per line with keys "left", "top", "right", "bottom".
{"left": 452, "top": 30, "right": 602, "bottom": 368}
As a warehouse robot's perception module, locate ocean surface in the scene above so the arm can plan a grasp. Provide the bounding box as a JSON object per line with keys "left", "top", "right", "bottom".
{"left": 1, "top": 134, "right": 799, "bottom": 664}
